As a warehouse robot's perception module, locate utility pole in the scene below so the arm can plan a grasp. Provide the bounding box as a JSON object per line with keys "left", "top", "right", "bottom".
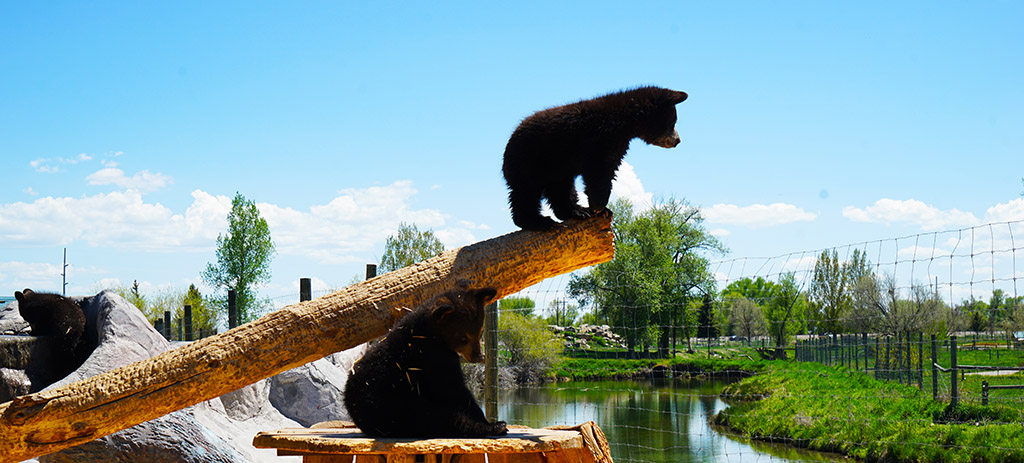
{"left": 62, "top": 248, "right": 69, "bottom": 295}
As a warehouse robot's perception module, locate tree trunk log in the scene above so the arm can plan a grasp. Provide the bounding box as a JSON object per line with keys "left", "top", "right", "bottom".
{"left": 0, "top": 215, "right": 614, "bottom": 462}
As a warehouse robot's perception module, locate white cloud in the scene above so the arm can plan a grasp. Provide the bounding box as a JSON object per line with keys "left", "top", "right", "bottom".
{"left": 983, "top": 198, "right": 1024, "bottom": 223}
{"left": 609, "top": 162, "right": 654, "bottom": 210}
{"left": 30, "top": 159, "right": 60, "bottom": 173}
{"left": 86, "top": 167, "right": 173, "bottom": 193}
{"left": 0, "top": 261, "right": 65, "bottom": 292}
{"left": 0, "top": 181, "right": 478, "bottom": 277}
{"left": 29, "top": 154, "right": 95, "bottom": 173}
{"left": 262, "top": 180, "right": 466, "bottom": 264}
{"left": 704, "top": 203, "right": 817, "bottom": 228}
{"left": 841, "top": 198, "right": 979, "bottom": 230}
{"left": 23, "top": 187, "right": 38, "bottom": 196}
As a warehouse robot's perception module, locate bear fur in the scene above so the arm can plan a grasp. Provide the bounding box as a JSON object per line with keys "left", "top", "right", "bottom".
{"left": 14, "top": 288, "right": 88, "bottom": 386}
{"left": 502, "top": 86, "right": 688, "bottom": 230}
{"left": 343, "top": 287, "right": 507, "bottom": 438}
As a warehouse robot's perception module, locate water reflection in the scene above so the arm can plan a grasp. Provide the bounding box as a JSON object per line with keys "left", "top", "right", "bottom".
{"left": 498, "top": 378, "right": 844, "bottom": 463}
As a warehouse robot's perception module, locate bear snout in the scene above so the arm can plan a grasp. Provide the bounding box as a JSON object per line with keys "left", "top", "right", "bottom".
{"left": 651, "top": 130, "right": 681, "bottom": 148}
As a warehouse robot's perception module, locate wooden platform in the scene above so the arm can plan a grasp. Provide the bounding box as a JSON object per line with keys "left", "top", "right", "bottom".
{"left": 253, "top": 421, "right": 613, "bottom": 463}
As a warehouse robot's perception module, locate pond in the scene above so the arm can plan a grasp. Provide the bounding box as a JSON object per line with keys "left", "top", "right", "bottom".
{"left": 498, "top": 378, "right": 844, "bottom": 463}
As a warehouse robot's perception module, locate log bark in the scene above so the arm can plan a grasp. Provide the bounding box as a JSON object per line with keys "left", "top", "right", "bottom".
{"left": 0, "top": 215, "right": 614, "bottom": 462}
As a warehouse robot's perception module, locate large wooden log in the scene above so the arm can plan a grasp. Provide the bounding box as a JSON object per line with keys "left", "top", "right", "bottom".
{"left": 0, "top": 215, "right": 614, "bottom": 462}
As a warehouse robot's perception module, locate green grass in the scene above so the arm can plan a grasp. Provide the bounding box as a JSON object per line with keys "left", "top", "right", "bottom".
{"left": 549, "top": 346, "right": 766, "bottom": 380}
{"left": 548, "top": 345, "right": 1024, "bottom": 462}
{"left": 715, "top": 362, "right": 1024, "bottom": 463}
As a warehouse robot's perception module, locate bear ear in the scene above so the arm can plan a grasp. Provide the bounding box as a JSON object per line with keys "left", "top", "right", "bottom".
{"left": 432, "top": 304, "right": 455, "bottom": 322}
{"left": 668, "top": 90, "right": 688, "bottom": 104}
{"left": 475, "top": 288, "right": 498, "bottom": 306}
{"left": 15, "top": 291, "right": 25, "bottom": 303}
{"left": 431, "top": 296, "right": 456, "bottom": 321}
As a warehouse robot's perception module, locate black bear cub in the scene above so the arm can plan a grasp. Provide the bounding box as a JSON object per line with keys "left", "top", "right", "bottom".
{"left": 343, "top": 287, "right": 507, "bottom": 438}
{"left": 14, "top": 288, "right": 88, "bottom": 383}
{"left": 502, "top": 86, "right": 688, "bottom": 230}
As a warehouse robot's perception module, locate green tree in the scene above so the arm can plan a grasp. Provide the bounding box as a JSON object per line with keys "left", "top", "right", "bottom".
{"left": 764, "top": 272, "right": 808, "bottom": 347}
{"left": 999, "top": 302, "right": 1024, "bottom": 348}
{"left": 498, "top": 296, "right": 536, "bottom": 318}
{"left": 379, "top": 222, "right": 445, "bottom": 273}
{"left": 202, "top": 192, "right": 276, "bottom": 325}
{"left": 727, "top": 296, "right": 766, "bottom": 341}
{"left": 497, "top": 311, "right": 562, "bottom": 383}
{"left": 568, "top": 198, "right": 725, "bottom": 357}
{"left": 808, "top": 248, "right": 871, "bottom": 334}
{"left": 108, "top": 280, "right": 151, "bottom": 318}
{"left": 544, "top": 299, "right": 579, "bottom": 326}
{"left": 183, "top": 284, "right": 218, "bottom": 337}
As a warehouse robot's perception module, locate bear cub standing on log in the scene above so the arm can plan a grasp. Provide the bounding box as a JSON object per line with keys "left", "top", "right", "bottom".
{"left": 502, "top": 86, "right": 688, "bottom": 230}
{"left": 14, "top": 288, "right": 88, "bottom": 382}
{"left": 344, "top": 287, "right": 507, "bottom": 438}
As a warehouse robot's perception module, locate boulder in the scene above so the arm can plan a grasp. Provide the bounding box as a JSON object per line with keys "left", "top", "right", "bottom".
{"left": 3, "top": 290, "right": 365, "bottom": 463}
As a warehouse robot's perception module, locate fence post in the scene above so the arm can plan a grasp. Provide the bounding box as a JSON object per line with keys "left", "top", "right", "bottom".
{"left": 484, "top": 301, "right": 499, "bottom": 423}
{"left": 874, "top": 337, "right": 880, "bottom": 379}
{"left": 863, "top": 333, "right": 869, "bottom": 374}
{"left": 885, "top": 336, "right": 892, "bottom": 380}
{"left": 931, "top": 334, "right": 939, "bottom": 401}
{"left": 300, "top": 278, "right": 311, "bottom": 302}
{"left": 982, "top": 381, "right": 989, "bottom": 406}
{"left": 917, "top": 332, "right": 923, "bottom": 390}
{"left": 950, "top": 336, "right": 959, "bottom": 408}
{"left": 365, "top": 264, "right": 377, "bottom": 280}
{"left": 163, "top": 310, "right": 171, "bottom": 340}
{"left": 184, "top": 304, "right": 193, "bottom": 342}
{"left": 227, "top": 289, "right": 237, "bottom": 329}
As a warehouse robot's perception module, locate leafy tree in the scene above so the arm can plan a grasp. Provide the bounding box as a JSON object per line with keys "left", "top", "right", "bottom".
{"left": 999, "top": 302, "right": 1024, "bottom": 348}
{"left": 379, "top": 222, "right": 445, "bottom": 273}
{"left": 728, "top": 296, "right": 766, "bottom": 341}
{"left": 872, "top": 276, "right": 944, "bottom": 336}
{"left": 544, "top": 299, "right": 579, "bottom": 327}
{"left": 722, "top": 277, "right": 776, "bottom": 306}
{"left": 183, "top": 284, "right": 218, "bottom": 337}
{"left": 498, "top": 296, "right": 536, "bottom": 318}
{"left": 497, "top": 311, "right": 562, "bottom": 383}
{"left": 696, "top": 293, "right": 718, "bottom": 339}
{"left": 808, "top": 248, "right": 871, "bottom": 334}
{"left": 569, "top": 198, "right": 726, "bottom": 357}
{"left": 764, "top": 272, "right": 807, "bottom": 347}
{"left": 202, "top": 192, "right": 276, "bottom": 325}
{"left": 723, "top": 274, "right": 806, "bottom": 347}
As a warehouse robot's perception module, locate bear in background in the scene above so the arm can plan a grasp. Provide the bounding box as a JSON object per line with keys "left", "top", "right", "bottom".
{"left": 343, "top": 287, "right": 507, "bottom": 438}
{"left": 15, "top": 288, "right": 88, "bottom": 386}
{"left": 502, "top": 86, "right": 688, "bottom": 230}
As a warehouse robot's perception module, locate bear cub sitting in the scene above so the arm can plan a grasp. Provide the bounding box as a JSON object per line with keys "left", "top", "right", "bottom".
{"left": 502, "top": 86, "right": 688, "bottom": 230}
{"left": 343, "top": 287, "right": 507, "bottom": 438}
{"left": 14, "top": 288, "right": 88, "bottom": 385}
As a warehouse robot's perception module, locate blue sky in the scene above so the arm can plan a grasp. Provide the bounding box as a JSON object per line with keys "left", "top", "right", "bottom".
{"left": 2, "top": 2, "right": 1022, "bottom": 311}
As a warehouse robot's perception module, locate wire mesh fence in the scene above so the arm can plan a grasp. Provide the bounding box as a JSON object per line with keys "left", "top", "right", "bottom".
{"left": 267, "top": 219, "right": 1024, "bottom": 462}
{"left": 484, "top": 219, "right": 1024, "bottom": 462}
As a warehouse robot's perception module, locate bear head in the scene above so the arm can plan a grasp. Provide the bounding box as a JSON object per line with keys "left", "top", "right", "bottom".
{"left": 636, "top": 88, "right": 688, "bottom": 149}
{"left": 429, "top": 287, "right": 497, "bottom": 363}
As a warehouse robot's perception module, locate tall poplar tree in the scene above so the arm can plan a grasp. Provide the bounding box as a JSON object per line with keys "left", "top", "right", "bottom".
{"left": 202, "top": 192, "right": 276, "bottom": 324}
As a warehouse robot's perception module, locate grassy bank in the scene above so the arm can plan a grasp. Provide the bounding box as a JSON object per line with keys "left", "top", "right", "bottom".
{"left": 549, "top": 347, "right": 766, "bottom": 381}
{"left": 548, "top": 349, "right": 1024, "bottom": 462}
{"left": 715, "top": 362, "right": 1024, "bottom": 463}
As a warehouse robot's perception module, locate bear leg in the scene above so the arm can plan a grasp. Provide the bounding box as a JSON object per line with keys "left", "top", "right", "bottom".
{"left": 509, "top": 186, "right": 557, "bottom": 231}
{"left": 582, "top": 170, "right": 615, "bottom": 214}
{"left": 545, "top": 178, "right": 591, "bottom": 222}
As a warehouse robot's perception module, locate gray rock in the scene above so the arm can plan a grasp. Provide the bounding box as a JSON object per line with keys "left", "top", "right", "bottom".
{"left": 38, "top": 291, "right": 246, "bottom": 463}
{"left": 14, "top": 290, "right": 363, "bottom": 463}
{"left": 269, "top": 357, "right": 351, "bottom": 427}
